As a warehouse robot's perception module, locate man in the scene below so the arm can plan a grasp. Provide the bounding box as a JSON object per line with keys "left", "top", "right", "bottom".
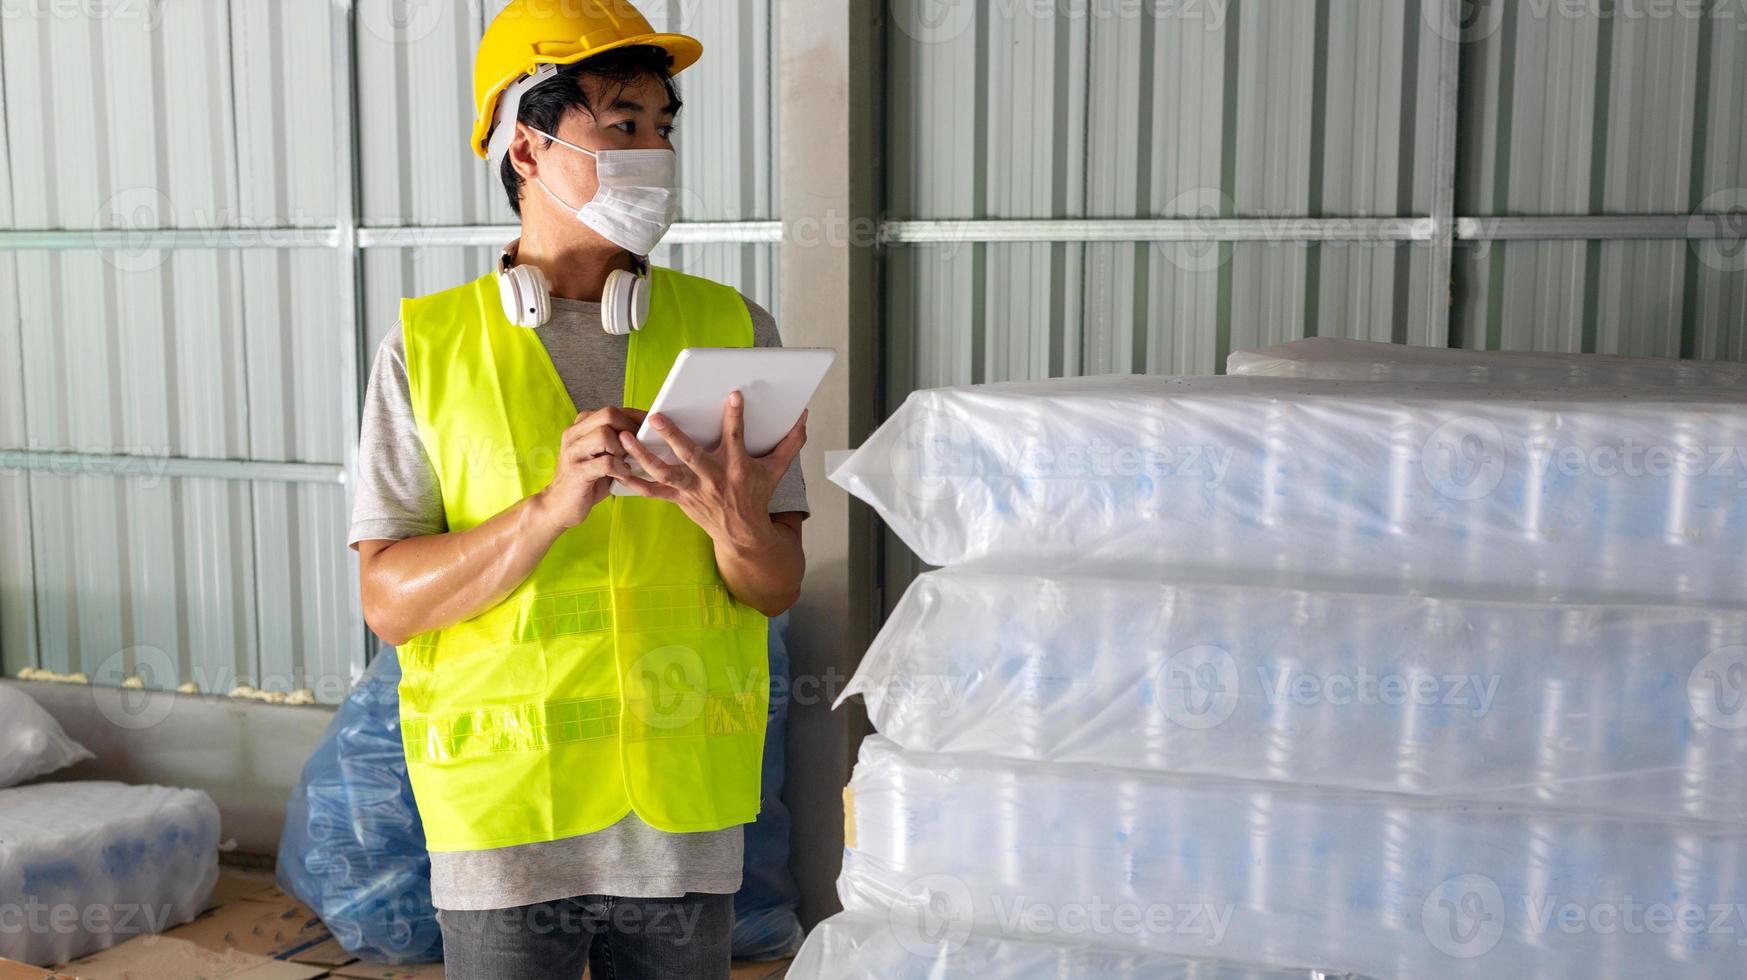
{"left": 347, "top": 3, "right": 807, "bottom": 977}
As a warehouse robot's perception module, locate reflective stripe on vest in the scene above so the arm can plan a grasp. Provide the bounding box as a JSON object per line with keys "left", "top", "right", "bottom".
{"left": 399, "top": 267, "right": 769, "bottom": 851}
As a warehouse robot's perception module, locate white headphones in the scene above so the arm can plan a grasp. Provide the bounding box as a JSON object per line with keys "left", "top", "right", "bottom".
{"left": 497, "top": 241, "right": 651, "bottom": 336}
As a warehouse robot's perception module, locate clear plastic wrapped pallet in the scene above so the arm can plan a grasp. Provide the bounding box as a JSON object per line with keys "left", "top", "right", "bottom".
{"left": 842, "top": 568, "right": 1747, "bottom": 823}
{"left": 0, "top": 781, "right": 220, "bottom": 966}
{"left": 837, "top": 738, "right": 1747, "bottom": 980}
{"left": 831, "top": 376, "right": 1747, "bottom": 607}
{"left": 787, "top": 911, "right": 1361, "bottom": 979}
{"left": 1227, "top": 337, "right": 1747, "bottom": 388}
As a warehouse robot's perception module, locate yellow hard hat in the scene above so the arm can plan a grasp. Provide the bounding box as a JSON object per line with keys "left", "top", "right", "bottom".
{"left": 471, "top": 0, "right": 703, "bottom": 160}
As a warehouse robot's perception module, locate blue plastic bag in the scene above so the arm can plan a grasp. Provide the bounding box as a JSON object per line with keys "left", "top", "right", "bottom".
{"left": 277, "top": 651, "right": 442, "bottom": 964}
{"left": 733, "top": 612, "right": 805, "bottom": 960}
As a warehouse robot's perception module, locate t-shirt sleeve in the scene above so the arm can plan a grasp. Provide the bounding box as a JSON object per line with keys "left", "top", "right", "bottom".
{"left": 349, "top": 327, "right": 449, "bottom": 546}
{"left": 744, "top": 294, "right": 811, "bottom": 518}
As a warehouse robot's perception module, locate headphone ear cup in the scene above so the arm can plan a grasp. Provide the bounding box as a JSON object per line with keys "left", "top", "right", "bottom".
{"left": 627, "top": 274, "right": 651, "bottom": 333}
{"left": 601, "top": 269, "right": 644, "bottom": 336}
{"left": 523, "top": 264, "right": 550, "bottom": 327}
{"left": 497, "top": 266, "right": 524, "bottom": 325}
{"left": 499, "top": 263, "right": 550, "bottom": 328}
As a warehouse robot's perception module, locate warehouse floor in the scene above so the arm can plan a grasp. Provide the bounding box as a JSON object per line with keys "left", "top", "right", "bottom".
{"left": 0, "top": 866, "right": 789, "bottom": 980}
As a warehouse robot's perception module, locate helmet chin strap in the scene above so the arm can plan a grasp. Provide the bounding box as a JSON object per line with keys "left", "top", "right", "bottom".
{"left": 486, "top": 64, "right": 559, "bottom": 170}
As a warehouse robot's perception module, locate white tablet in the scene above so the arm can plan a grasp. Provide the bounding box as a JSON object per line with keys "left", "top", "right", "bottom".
{"left": 611, "top": 347, "right": 837, "bottom": 495}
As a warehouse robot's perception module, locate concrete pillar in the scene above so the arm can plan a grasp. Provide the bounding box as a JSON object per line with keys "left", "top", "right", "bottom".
{"left": 776, "top": 0, "right": 883, "bottom": 930}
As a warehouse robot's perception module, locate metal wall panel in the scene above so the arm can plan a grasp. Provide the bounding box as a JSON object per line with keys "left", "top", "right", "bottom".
{"left": 231, "top": 0, "right": 339, "bottom": 228}
{"left": 1688, "top": 23, "right": 1747, "bottom": 360}
{"left": 885, "top": 0, "right": 1447, "bottom": 401}
{"left": 1458, "top": 0, "right": 1722, "bottom": 217}
{"left": 0, "top": 37, "right": 33, "bottom": 676}
{"left": 1454, "top": 238, "right": 1747, "bottom": 359}
{"left": 8, "top": 249, "right": 347, "bottom": 695}
{"left": 889, "top": 0, "right": 1441, "bottom": 220}
{"left": 1454, "top": 1, "right": 1747, "bottom": 356}
{"left": 230, "top": 1, "right": 349, "bottom": 697}
{"left": 0, "top": 3, "right": 348, "bottom": 699}
{"left": 240, "top": 247, "right": 352, "bottom": 700}
{"left": 12, "top": 248, "right": 258, "bottom": 687}
{"left": 887, "top": 240, "right": 1430, "bottom": 385}
{"left": 356, "top": 0, "right": 506, "bottom": 227}
{"left": 1, "top": 1, "right": 238, "bottom": 230}
{"left": 884, "top": 0, "right": 1744, "bottom": 378}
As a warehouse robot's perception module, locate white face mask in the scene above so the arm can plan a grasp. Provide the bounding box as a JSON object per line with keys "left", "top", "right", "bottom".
{"left": 531, "top": 128, "right": 678, "bottom": 257}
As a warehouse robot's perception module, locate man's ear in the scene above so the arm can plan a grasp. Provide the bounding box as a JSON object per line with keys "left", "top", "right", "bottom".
{"left": 507, "top": 122, "right": 541, "bottom": 183}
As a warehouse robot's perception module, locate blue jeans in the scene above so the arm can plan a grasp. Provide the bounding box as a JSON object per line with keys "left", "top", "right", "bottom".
{"left": 436, "top": 892, "right": 733, "bottom": 980}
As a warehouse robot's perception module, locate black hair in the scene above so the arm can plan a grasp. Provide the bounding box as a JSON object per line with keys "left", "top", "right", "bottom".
{"left": 499, "top": 44, "right": 683, "bottom": 216}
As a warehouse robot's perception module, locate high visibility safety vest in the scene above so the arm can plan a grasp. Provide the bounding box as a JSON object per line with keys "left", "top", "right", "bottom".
{"left": 398, "top": 267, "right": 769, "bottom": 852}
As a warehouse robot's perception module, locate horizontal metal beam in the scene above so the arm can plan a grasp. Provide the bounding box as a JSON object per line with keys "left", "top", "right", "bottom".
{"left": 1456, "top": 215, "right": 1747, "bottom": 242}
{"left": 882, "top": 218, "right": 1438, "bottom": 244}
{"left": 655, "top": 221, "right": 785, "bottom": 245}
{"left": 355, "top": 225, "right": 517, "bottom": 249}
{"left": 0, "top": 222, "right": 786, "bottom": 252}
{"left": 356, "top": 220, "right": 785, "bottom": 249}
{"left": 0, "top": 228, "right": 343, "bottom": 250}
{"left": 0, "top": 450, "right": 346, "bottom": 486}
{"left": 4, "top": 216, "right": 1742, "bottom": 252}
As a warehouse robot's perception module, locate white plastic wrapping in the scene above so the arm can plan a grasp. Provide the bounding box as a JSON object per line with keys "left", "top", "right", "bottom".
{"left": 829, "top": 375, "right": 1747, "bottom": 606}
{"left": 787, "top": 911, "right": 1351, "bottom": 979}
{"left": 0, "top": 686, "right": 93, "bottom": 789}
{"left": 840, "top": 737, "right": 1747, "bottom": 980}
{"left": 0, "top": 781, "right": 221, "bottom": 966}
{"left": 1228, "top": 337, "right": 1747, "bottom": 387}
{"left": 843, "top": 568, "right": 1747, "bottom": 823}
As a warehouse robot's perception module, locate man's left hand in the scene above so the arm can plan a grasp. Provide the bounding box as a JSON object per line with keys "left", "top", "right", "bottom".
{"left": 616, "top": 391, "right": 807, "bottom": 550}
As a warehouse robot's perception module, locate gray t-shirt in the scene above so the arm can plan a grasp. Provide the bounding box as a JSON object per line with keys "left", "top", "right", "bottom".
{"left": 349, "top": 288, "right": 808, "bottom": 912}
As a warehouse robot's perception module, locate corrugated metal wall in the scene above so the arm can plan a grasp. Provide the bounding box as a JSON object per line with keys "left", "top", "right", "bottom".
{"left": 887, "top": 0, "right": 1747, "bottom": 394}
{"left": 0, "top": 0, "right": 779, "bottom": 700}
{"left": 0, "top": 1, "right": 351, "bottom": 697}
{"left": 886, "top": 0, "right": 1446, "bottom": 396}
{"left": 1454, "top": 1, "right": 1747, "bottom": 356}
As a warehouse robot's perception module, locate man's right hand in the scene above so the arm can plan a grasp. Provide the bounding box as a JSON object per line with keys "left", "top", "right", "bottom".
{"left": 359, "top": 405, "right": 649, "bottom": 647}
{"left": 534, "top": 406, "right": 648, "bottom": 532}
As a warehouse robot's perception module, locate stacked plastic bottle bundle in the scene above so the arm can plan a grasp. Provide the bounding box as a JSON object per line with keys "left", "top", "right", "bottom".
{"left": 836, "top": 738, "right": 1747, "bottom": 979}
{"left": 829, "top": 375, "right": 1747, "bottom": 607}
{"left": 788, "top": 910, "right": 1355, "bottom": 980}
{"left": 1229, "top": 336, "right": 1747, "bottom": 388}
{"left": 786, "top": 353, "right": 1747, "bottom": 979}
{"left": 844, "top": 568, "right": 1747, "bottom": 823}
